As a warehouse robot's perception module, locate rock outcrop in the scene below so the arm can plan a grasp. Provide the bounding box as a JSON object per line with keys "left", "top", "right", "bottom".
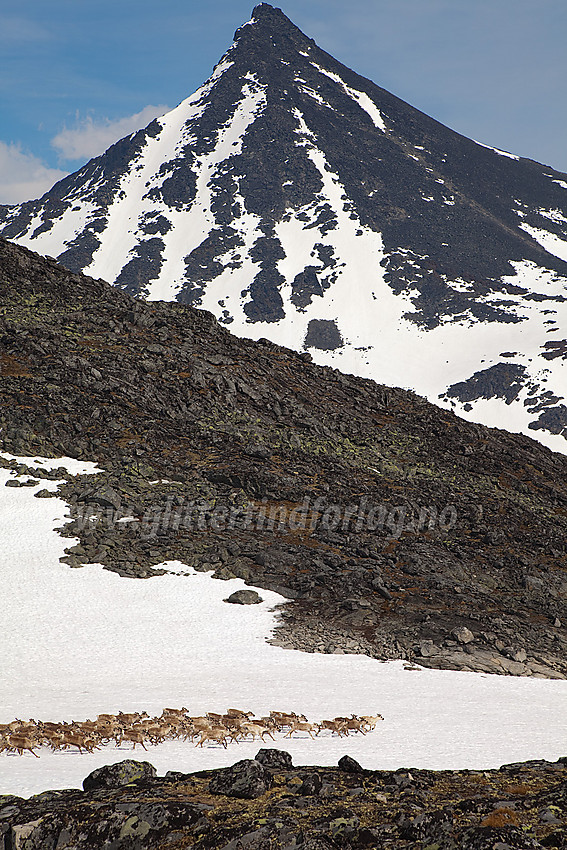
{"left": 1, "top": 753, "right": 566, "bottom": 849}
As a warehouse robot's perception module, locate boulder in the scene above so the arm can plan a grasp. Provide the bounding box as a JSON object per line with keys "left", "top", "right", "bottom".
{"left": 451, "top": 626, "right": 474, "bottom": 644}
{"left": 34, "top": 488, "right": 55, "bottom": 498}
{"left": 338, "top": 755, "right": 364, "bottom": 774}
{"left": 209, "top": 759, "right": 272, "bottom": 799}
{"left": 418, "top": 639, "right": 439, "bottom": 657}
{"left": 298, "top": 773, "right": 322, "bottom": 796}
{"left": 505, "top": 647, "right": 527, "bottom": 663}
{"left": 225, "top": 589, "right": 262, "bottom": 605}
{"left": 83, "top": 760, "right": 156, "bottom": 791}
{"left": 244, "top": 443, "right": 272, "bottom": 459}
{"left": 255, "top": 748, "right": 293, "bottom": 770}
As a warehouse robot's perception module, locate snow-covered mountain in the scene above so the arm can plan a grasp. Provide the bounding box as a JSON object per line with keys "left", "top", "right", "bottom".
{"left": 2, "top": 3, "right": 567, "bottom": 451}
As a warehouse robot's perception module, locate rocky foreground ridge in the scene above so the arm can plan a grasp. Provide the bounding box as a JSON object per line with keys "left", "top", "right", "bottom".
{"left": 1, "top": 751, "right": 566, "bottom": 849}
{"left": 1, "top": 236, "right": 567, "bottom": 676}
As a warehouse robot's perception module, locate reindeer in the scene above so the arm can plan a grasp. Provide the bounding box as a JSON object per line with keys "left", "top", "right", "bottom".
{"left": 187, "top": 716, "right": 214, "bottom": 734}
{"left": 285, "top": 719, "right": 319, "bottom": 740}
{"left": 239, "top": 721, "right": 276, "bottom": 742}
{"left": 196, "top": 726, "right": 231, "bottom": 748}
{"left": 58, "top": 731, "right": 100, "bottom": 754}
{"left": 97, "top": 713, "right": 117, "bottom": 723}
{"left": 269, "top": 711, "right": 306, "bottom": 731}
{"left": 162, "top": 707, "right": 189, "bottom": 717}
{"left": 6, "top": 734, "right": 40, "bottom": 758}
{"left": 360, "top": 714, "right": 384, "bottom": 731}
{"left": 205, "top": 712, "right": 224, "bottom": 723}
{"left": 116, "top": 711, "right": 149, "bottom": 728}
{"left": 0, "top": 706, "right": 384, "bottom": 759}
{"left": 342, "top": 716, "right": 368, "bottom": 735}
{"left": 116, "top": 729, "right": 148, "bottom": 751}
{"left": 138, "top": 720, "right": 173, "bottom": 745}
{"left": 317, "top": 718, "right": 345, "bottom": 736}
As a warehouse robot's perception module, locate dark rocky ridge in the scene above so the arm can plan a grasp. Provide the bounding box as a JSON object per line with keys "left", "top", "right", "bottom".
{"left": 1, "top": 236, "right": 567, "bottom": 677}
{"left": 1, "top": 753, "right": 566, "bottom": 849}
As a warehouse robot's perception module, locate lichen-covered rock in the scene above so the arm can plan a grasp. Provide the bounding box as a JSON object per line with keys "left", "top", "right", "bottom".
{"left": 459, "top": 826, "right": 543, "bottom": 848}
{"left": 83, "top": 759, "right": 157, "bottom": 791}
{"left": 216, "top": 826, "right": 270, "bottom": 850}
{"left": 225, "top": 589, "right": 262, "bottom": 605}
{"left": 208, "top": 759, "right": 272, "bottom": 799}
{"left": 452, "top": 625, "right": 475, "bottom": 644}
{"left": 1, "top": 756, "right": 566, "bottom": 849}
{"left": 255, "top": 748, "right": 293, "bottom": 770}
{"left": 298, "top": 772, "right": 322, "bottom": 796}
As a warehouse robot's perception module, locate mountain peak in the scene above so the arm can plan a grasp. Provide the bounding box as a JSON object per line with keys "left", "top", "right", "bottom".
{"left": 251, "top": 3, "right": 285, "bottom": 20}
{"left": 233, "top": 3, "right": 314, "bottom": 55}
{"left": 1, "top": 7, "right": 567, "bottom": 454}
{"left": 249, "top": 3, "right": 298, "bottom": 28}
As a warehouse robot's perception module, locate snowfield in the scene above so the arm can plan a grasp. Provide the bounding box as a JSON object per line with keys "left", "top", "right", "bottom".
{"left": 1, "top": 455, "right": 567, "bottom": 798}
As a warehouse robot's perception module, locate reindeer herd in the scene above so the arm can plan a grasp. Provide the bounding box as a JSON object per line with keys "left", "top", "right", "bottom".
{"left": 0, "top": 708, "right": 384, "bottom": 758}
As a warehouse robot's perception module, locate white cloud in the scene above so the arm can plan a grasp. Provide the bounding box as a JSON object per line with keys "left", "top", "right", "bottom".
{"left": 0, "top": 142, "right": 68, "bottom": 205}
{"left": 51, "top": 105, "right": 169, "bottom": 162}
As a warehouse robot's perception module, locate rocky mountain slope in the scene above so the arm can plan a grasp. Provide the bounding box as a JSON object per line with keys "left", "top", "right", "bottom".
{"left": 1, "top": 4, "right": 567, "bottom": 452}
{"left": 2, "top": 752, "right": 566, "bottom": 849}
{"left": 1, "top": 237, "right": 566, "bottom": 677}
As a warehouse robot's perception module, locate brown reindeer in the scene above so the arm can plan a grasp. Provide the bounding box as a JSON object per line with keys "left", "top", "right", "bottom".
{"left": 285, "top": 720, "right": 319, "bottom": 740}
{"left": 196, "top": 726, "right": 231, "bottom": 748}
{"left": 116, "top": 729, "right": 148, "bottom": 751}
{"left": 7, "top": 734, "right": 40, "bottom": 758}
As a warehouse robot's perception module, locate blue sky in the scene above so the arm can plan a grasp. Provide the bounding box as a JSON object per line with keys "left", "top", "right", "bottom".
{"left": 1, "top": 0, "right": 566, "bottom": 204}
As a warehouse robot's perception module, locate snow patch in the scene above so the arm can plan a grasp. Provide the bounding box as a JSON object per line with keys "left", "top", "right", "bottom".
{"left": 536, "top": 207, "right": 567, "bottom": 225}
{"left": 297, "top": 83, "right": 334, "bottom": 109}
{"left": 311, "top": 63, "right": 386, "bottom": 131}
{"left": 0, "top": 451, "right": 101, "bottom": 476}
{"left": 473, "top": 139, "right": 520, "bottom": 160}
{"left": 208, "top": 56, "right": 235, "bottom": 83}
{"left": 545, "top": 176, "right": 567, "bottom": 190}
{"left": 520, "top": 222, "right": 567, "bottom": 263}
{"left": 14, "top": 200, "right": 98, "bottom": 258}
